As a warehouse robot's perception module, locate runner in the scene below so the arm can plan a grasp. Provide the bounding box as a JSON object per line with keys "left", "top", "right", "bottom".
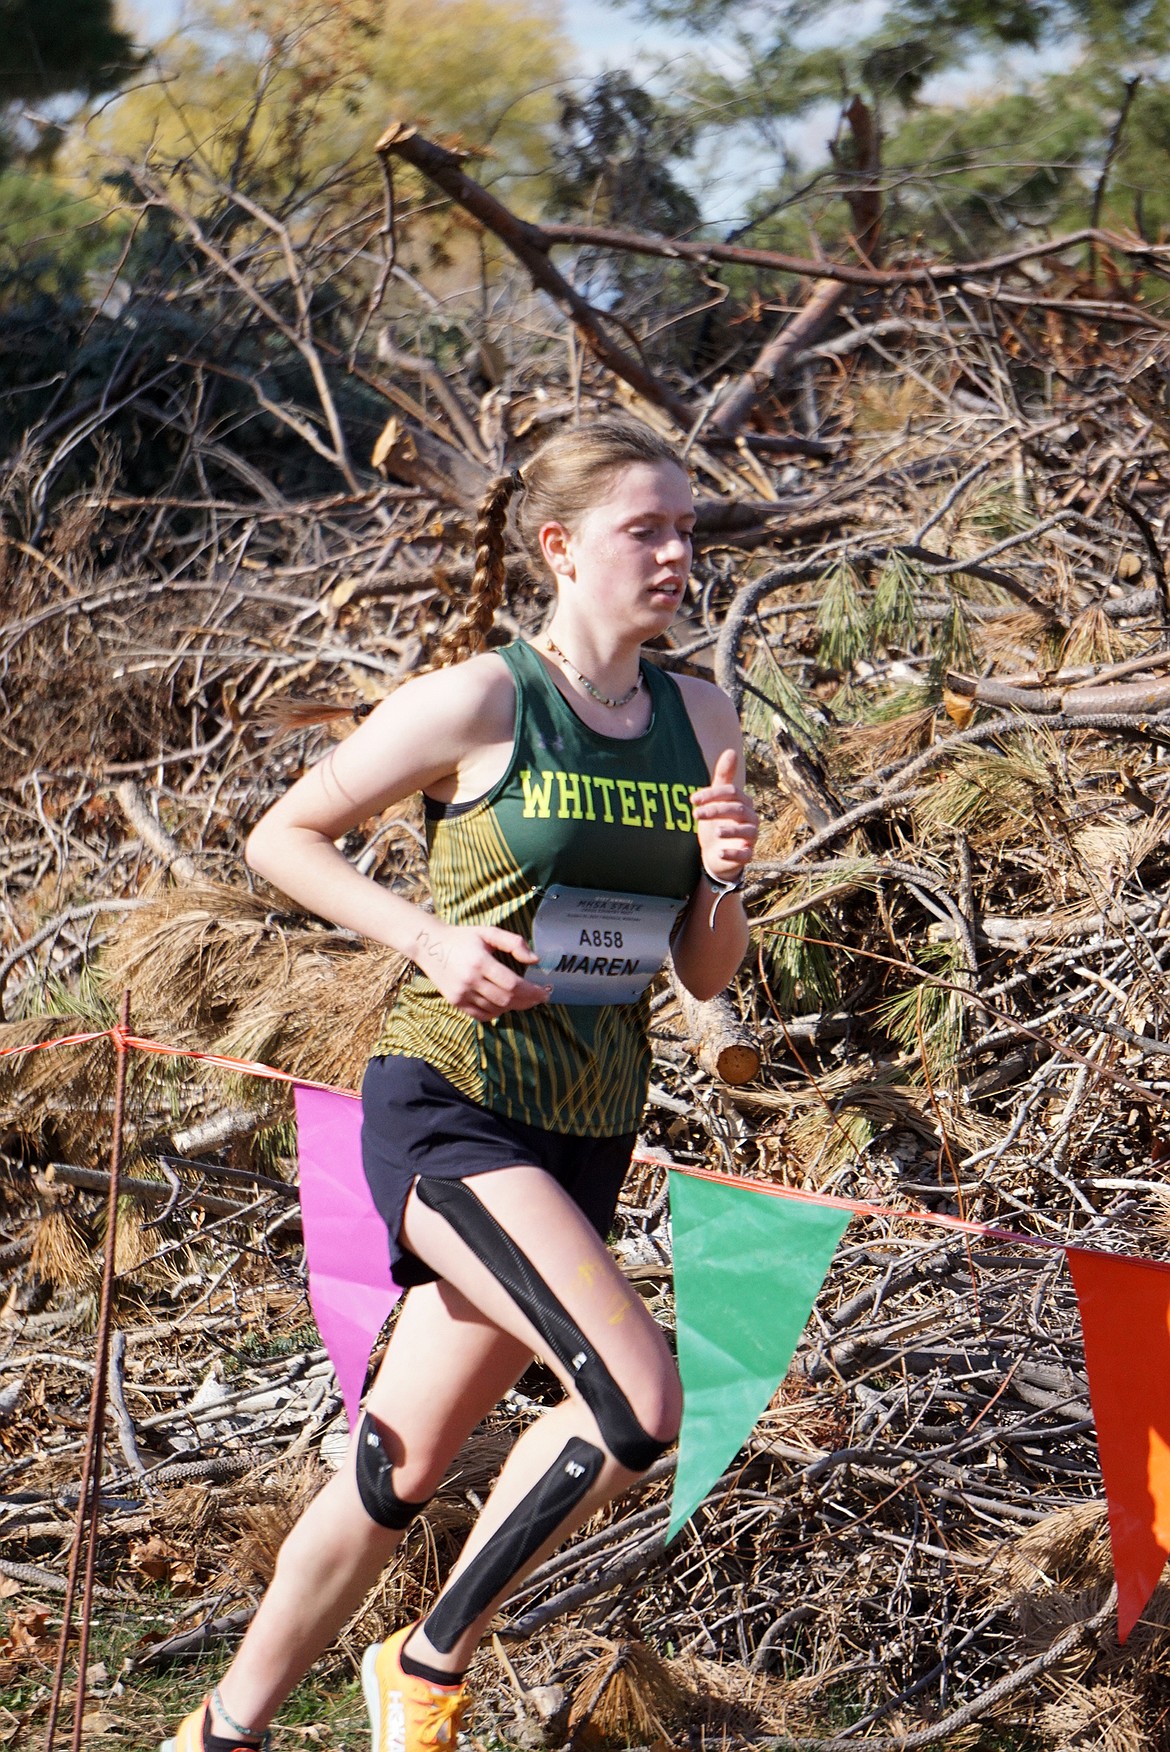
{"left": 161, "top": 415, "right": 758, "bottom": 1752}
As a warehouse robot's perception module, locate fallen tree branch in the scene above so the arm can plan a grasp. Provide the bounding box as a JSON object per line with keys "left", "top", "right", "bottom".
{"left": 371, "top": 413, "right": 492, "bottom": 506}
{"left": 667, "top": 970, "right": 761, "bottom": 1084}
{"left": 538, "top": 218, "right": 1170, "bottom": 292}
{"left": 375, "top": 123, "right": 695, "bottom": 429}
{"left": 756, "top": 1586, "right": 1118, "bottom": 1750}
{"left": 126, "top": 1605, "right": 256, "bottom": 1669}
{"left": 106, "top": 1332, "right": 146, "bottom": 1479}
{"left": 945, "top": 668, "right": 1170, "bottom": 715}
{"left": 114, "top": 781, "right": 197, "bottom": 881}
{"left": 0, "top": 1557, "right": 121, "bottom": 1600}
{"left": 0, "top": 899, "right": 148, "bottom": 1021}
{"left": 33, "top": 1162, "right": 298, "bottom": 1229}
{"left": 709, "top": 279, "right": 853, "bottom": 438}
{"left": 709, "top": 95, "right": 882, "bottom": 436}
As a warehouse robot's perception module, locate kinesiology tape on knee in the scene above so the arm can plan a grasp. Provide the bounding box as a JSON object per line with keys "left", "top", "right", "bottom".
{"left": 354, "top": 1413, "right": 431, "bottom": 1530}
{"left": 415, "top": 1178, "right": 669, "bottom": 1472}
{"left": 423, "top": 1437, "right": 603, "bottom": 1653}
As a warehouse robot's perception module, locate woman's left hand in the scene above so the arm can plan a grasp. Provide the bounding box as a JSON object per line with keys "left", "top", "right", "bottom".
{"left": 691, "top": 748, "right": 758, "bottom": 886}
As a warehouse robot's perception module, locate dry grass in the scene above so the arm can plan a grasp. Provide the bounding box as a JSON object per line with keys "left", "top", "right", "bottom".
{"left": 1062, "top": 605, "right": 1132, "bottom": 668}
{"left": 986, "top": 1505, "right": 1170, "bottom": 1744}
{"left": 29, "top": 1208, "right": 96, "bottom": 1291}
{"left": 98, "top": 880, "right": 406, "bottom": 1092}
{"left": 1038, "top": 1679, "right": 1146, "bottom": 1752}
{"left": 219, "top": 1457, "right": 329, "bottom": 1588}
{"left": 7, "top": 218, "right": 1170, "bottom": 1751}
{"left": 753, "top": 796, "right": 821, "bottom": 862}
{"left": 567, "top": 1637, "right": 696, "bottom": 1744}
{"left": 977, "top": 607, "right": 1060, "bottom": 667}
{"left": 0, "top": 1014, "right": 118, "bottom": 1155}
{"left": 832, "top": 702, "right": 939, "bottom": 775}
{"left": 991, "top": 1503, "right": 1115, "bottom": 1597}
{"left": 914, "top": 738, "right": 1072, "bottom": 851}
{"left": 776, "top": 1060, "right": 983, "bottom": 1179}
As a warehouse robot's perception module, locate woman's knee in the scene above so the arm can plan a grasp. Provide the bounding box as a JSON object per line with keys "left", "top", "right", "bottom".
{"left": 581, "top": 1350, "right": 682, "bottom": 1472}
{"left": 352, "top": 1412, "right": 444, "bottom": 1521}
{"left": 624, "top": 1315, "right": 683, "bottom": 1445}
{"left": 629, "top": 1356, "right": 683, "bottom": 1450}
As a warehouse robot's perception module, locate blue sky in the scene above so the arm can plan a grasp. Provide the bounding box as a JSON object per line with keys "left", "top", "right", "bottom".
{"left": 119, "top": 0, "right": 777, "bottom": 224}
{"left": 124, "top": 0, "right": 685, "bottom": 75}
{"left": 116, "top": 1, "right": 1061, "bottom": 228}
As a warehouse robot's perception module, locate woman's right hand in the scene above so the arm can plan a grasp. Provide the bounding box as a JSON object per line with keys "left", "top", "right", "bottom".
{"left": 410, "top": 920, "right": 553, "bottom": 1022}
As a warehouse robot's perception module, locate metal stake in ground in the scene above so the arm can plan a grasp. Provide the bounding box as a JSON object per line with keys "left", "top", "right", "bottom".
{"left": 43, "top": 990, "right": 133, "bottom": 1752}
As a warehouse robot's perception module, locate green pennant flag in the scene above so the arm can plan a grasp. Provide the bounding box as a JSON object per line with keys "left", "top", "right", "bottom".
{"left": 668, "top": 1172, "right": 850, "bottom": 1541}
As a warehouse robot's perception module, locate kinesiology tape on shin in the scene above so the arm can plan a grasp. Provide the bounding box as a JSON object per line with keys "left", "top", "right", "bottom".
{"left": 423, "top": 1437, "right": 603, "bottom": 1653}
{"left": 354, "top": 1413, "right": 432, "bottom": 1530}
{"left": 415, "top": 1177, "right": 668, "bottom": 1472}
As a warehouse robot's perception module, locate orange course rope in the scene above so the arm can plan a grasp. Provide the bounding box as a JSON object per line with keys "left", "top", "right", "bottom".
{"left": 663, "top": 1158, "right": 1077, "bottom": 1255}
{"left": 119, "top": 1032, "right": 358, "bottom": 1097}
{"left": 6, "top": 1021, "right": 1167, "bottom": 1269}
{"left": 0, "top": 1029, "right": 110, "bottom": 1061}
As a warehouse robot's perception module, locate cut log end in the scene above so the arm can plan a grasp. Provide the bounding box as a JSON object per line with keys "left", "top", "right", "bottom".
{"left": 670, "top": 974, "right": 763, "bottom": 1085}
{"left": 706, "top": 1040, "right": 762, "bottom": 1085}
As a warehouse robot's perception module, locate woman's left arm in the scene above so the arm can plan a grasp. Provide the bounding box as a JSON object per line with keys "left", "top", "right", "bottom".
{"left": 671, "top": 679, "right": 759, "bottom": 1000}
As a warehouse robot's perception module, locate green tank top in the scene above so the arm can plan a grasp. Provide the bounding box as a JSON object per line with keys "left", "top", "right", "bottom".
{"left": 373, "top": 639, "right": 709, "bottom": 1135}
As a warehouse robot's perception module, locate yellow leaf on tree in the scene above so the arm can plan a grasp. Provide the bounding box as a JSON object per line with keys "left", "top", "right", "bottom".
{"left": 92, "top": 0, "right": 569, "bottom": 214}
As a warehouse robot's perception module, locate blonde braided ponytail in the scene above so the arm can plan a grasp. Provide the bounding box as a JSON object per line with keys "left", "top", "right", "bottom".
{"left": 431, "top": 470, "right": 522, "bottom": 668}
{"left": 255, "top": 419, "right": 684, "bottom": 727}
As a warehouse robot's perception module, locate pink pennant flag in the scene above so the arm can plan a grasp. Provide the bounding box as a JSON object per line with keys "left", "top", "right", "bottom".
{"left": 1067, "top": 1247, "right": 1170, "bottom": 1642}
{"left": 294, "top": 1083, "right": 401, "bottom": 1427}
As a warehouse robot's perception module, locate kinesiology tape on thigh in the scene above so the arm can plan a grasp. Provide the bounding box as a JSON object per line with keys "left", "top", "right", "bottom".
{"left": 415, "top": 1177, "right": 668, "bottom": 1472}
{"left": 423, "top": 1437, "right": 603, "bottom": 1652}
{"left": 354, "top": 1412, "right": 432, "bottom": 1530}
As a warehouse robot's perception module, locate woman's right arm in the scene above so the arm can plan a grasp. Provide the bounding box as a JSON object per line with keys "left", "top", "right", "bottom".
{"left": 244, "top": 659, "right": 551, "bottom": 1023}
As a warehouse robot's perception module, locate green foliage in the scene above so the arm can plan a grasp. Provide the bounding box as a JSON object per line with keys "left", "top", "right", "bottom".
{"left": 928, "top": 595, "right": 977, "bottom": 695}
{"left": 872, "top": 550, "right": 921, "bottom": 649}
{"left": 608, "top": 0, "right": 1170, "bottom": 256}
{"left": 0, "top": 165, "right": 128, "bottom": 292}
{"left": 815, "top": 551, "right": 980, "bottom": 692}
{"left": 884, "top": 65, "right": 1163, "bottom": 248}
{"left": 0, "top": 98, "right": 403, "bottom": 503}
{"left": 98, "top": 0, "right": 569, "bottom": 210}
{"left": 952, "top": 482, "right": 1036, "bottom": 547}
{"left": 248, "top": 1113, "right": 299, "bottom": 1178}
{"left": 846, "top": 680, "right": 934, "bottom": 724}
{"left": 816, "top": 558, "right": 870, "bottom": 670}
{"left": 760, "top": 907, "right": 840, "bottom": 1013}
{"left": 876, "top": 938, "right": 967, "bottom": 1075}
{"left": 0, "top": 0, "right": 137, "bottom": 104}
{"left": 9, "top": 961, "right": 111, "bottom": 1025}
{"left": 551, "top": 72, "right": 700, "bottom": 236}
{"left": 742, "top": 646, "right": 827, "bottom": 751}
{"left": 622, "top": 0, "right": 1170, "bottom": 65}
{"left": 231, "top": 1318, "right": 322, "bottom": 1367}
{"left": 917, "top": 737, "right": 1067, "bottom": 846}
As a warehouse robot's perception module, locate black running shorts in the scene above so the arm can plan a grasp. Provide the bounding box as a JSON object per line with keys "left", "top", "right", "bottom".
{"left": 360, "top": 1055, "right": 637, "bottom": 1288}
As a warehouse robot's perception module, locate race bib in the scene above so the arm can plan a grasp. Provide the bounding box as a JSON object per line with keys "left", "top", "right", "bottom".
{"left": 532, "top": 886, "right": 685, "bottom": 1006}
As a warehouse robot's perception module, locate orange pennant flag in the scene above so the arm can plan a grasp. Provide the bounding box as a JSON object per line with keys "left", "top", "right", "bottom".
{"left": 1067, "top": 1247, "right": 1170, "bottom": 1642}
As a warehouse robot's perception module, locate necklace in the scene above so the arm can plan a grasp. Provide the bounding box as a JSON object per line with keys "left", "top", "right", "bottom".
{"left": 543, "top": 636, "right": 644, "bottom": 709}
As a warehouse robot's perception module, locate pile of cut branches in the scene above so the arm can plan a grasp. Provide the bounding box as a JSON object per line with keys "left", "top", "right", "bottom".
{"left": 6, "top": 128, "right": 1170, "bottom": 1749}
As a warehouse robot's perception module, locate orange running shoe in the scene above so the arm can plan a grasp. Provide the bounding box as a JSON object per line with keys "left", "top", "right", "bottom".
{"left": 361, "top": 1627, "right": 469, "bottom": 1752}
{"left": 159, "top": 1696, "right": 268, "bottom": 1752}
